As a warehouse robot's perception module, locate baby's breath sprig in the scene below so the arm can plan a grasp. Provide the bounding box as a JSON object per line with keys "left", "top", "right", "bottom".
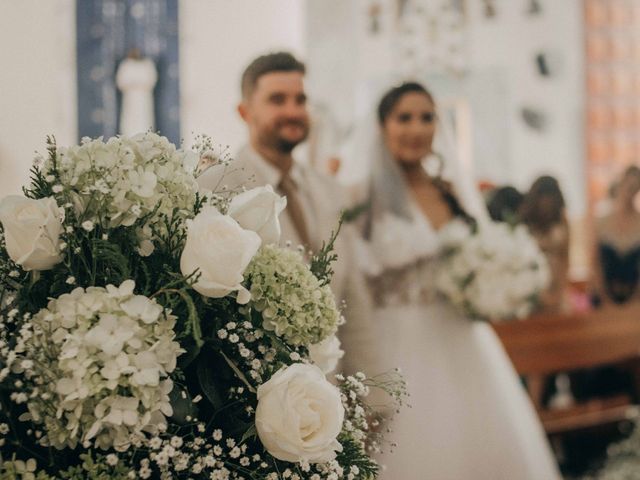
{"left": 336, "top": 370, "right": 409, "bottom": 461}
{"left": 192, "top": 134, "right": 232, "bottom": 178}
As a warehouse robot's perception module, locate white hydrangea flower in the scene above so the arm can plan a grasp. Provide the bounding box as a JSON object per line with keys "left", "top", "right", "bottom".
{"left": 44, "top": 133, "right": 200, "bottom": 254}
{"left": 244, "top": 245, "right": 340, "bottom": 346}
{"left": 11, "top": 280, "right": 183, "bottom": 450}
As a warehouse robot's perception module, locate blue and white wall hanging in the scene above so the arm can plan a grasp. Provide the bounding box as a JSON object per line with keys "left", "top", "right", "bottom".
{"left": 77, "top": 0, "right": 180, "bottom": 143}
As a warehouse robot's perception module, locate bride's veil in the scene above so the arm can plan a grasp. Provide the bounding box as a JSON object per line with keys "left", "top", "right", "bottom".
{"left": 355, "top": 81, "right": 489, "bottom": 239}
{"left": 432, "top": 98, "right": 489, "bottom": 223}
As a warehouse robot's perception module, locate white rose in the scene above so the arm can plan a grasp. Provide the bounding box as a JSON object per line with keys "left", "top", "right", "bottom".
{"left": 309, "top": 335, "right": 344, "bottom": 374}
{"left": 0, "top": 196, "right": 64, "bottom": 271}
{"left": 180, "top": 207, "right": 261, "bottom": 303}
{"left": 228, "top": 185, "right": 286, "bottom": 245}
{"left": 255, "top": 363, "right": 344, "bottom": 463}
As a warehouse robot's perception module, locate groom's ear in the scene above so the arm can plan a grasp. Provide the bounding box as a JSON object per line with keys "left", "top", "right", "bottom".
{"left": 237, "top": 102, "right": 249, "bottom": 122}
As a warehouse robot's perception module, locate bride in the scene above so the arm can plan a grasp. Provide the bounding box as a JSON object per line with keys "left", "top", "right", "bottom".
{"left": 361, "top": 82, "right": 561, "bottom": 479}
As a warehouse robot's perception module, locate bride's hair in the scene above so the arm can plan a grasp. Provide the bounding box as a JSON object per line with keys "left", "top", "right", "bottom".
{"left": 377, "top": 82, "right": 434, "bottom": 125}
{"left": 376, "top": 82, "right": 475, "bottom": 226}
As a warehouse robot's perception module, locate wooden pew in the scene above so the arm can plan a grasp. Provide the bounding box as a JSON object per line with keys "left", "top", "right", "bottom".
{"left": 493, "top": 303, "right": 640, "bottom": 434}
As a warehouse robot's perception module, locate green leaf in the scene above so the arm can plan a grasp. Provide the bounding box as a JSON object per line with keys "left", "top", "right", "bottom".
{"left": 196, "top": 352, "right": 226, "bottom": 412}
{"left": 169, "top": 385, "right": 198, "bottom": 425}
{"left": 153, "top": 287, "right": 203, "bottom": 347}
{"left": 177, "top": 337, "right": 201, "bottom": 369}
{"left": 92, "top": 238, "right": 130, "bottom": 285}
{"left": 220, "top": 351, "right": 256, "bottom": 394}
{"left": 240, "top": 424, "right": 257, "bottom": 444}
{"left": 310, "top": 214, "right": 345, "bottom": 286}
{"left": 342, "top": 200, "right": 370, "bottom": 223}
{"left": 336, "top": 434, "right": 379, "bottom": 479}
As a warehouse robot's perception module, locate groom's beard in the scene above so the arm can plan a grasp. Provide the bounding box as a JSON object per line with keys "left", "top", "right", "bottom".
{"left": 275, "top": 137, "right": 302, "bottom": 154}
{"left": 261, "top": 119, "right": 309, "bottom": 154}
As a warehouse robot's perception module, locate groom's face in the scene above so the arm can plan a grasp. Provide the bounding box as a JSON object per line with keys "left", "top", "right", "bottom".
{"left": 240, "top": 71, "right": 310, "bottom": 153}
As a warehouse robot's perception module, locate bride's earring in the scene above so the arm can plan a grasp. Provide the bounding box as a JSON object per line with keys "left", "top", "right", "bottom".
{"left": 425, "top": 151, "right": 445, "bottom": 179}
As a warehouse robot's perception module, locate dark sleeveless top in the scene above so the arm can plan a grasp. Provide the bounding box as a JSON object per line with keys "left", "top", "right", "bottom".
{"left": 598, "top": 243, "right": 640, "bottom": 304}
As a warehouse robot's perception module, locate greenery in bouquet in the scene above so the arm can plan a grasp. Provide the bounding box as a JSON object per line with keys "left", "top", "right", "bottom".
{"left": 0, "top": 133, "right": 405, "bottom": 480}
{"left": 434, "top": 219, "right": 550, "bottom": 321}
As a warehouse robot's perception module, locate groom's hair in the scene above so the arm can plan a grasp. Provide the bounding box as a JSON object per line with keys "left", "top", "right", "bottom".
{"left": 241, "top": 52, "right": 306, "bottom": 99}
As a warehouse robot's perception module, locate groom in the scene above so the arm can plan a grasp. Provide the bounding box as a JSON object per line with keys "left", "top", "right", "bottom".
{"left": 198, "top": 52, "right": 377, "bottom": 375}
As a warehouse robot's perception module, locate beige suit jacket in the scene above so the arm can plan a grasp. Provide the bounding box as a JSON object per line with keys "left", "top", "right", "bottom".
{"left": 197, "top": 145, "right": 380, "bottom": 375}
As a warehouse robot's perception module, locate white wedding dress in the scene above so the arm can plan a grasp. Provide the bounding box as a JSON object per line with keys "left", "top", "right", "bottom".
{"left": 366, "top": 205, "right": 561, "bottom": 480}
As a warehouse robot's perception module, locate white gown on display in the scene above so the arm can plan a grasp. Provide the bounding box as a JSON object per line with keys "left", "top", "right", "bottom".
{"left": 116, "top": 57, "right": 157, "bottom": 136}
{"left": 366, "top": 205, "right": 561, "bottom": 480}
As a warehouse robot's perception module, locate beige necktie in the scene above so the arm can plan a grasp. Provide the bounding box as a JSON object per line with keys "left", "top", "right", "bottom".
{"left": 278, "top": 173, "right": 312, "bottom": 249}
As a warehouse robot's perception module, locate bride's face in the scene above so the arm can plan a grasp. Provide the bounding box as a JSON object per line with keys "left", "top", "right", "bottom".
{"left": 382, "top": 92, "right": 436, "bottom": 166}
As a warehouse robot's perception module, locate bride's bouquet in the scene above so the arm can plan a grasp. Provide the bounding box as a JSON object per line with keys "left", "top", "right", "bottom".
{"left": 434, "top": 219, "right": 550, "bottom": 321}
{"left": 0, "top": 133, "right": 404, "bottom": 479}
{"left": 582, "top": 418, "right": 640, "bottom": 480}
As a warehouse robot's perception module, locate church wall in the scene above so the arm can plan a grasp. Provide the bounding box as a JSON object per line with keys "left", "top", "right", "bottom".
{"left": 466, "top": 0, "right": 586, "bottom": 217}
{"left": 179, "top": 0, "right": 306, "bottom": 153}
{"left": 305, "top": 0, "right": 586, "bottom": 217}
{"left": 0, "top": 0, "right": 76, "bottom": 196}
{"left": 0, "top": 0, "right": 584, "bottom": 219}
{"left": 0, "top": 0, "right": 306, "bottom": 197}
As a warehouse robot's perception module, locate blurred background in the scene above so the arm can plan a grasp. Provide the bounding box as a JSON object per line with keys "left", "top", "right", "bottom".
{"left": 0, "top": 0, "right": 586, "bottom": 219}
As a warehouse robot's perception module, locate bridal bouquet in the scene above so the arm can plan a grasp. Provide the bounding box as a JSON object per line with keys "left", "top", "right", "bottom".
{"left": 0, "top": 133, "right": 404, "bottom": 479}
{"left": 434, "top": 219, "right": 550, "bottom": 321}
{"left": 583, "top": 419, "right": 640, "bottom": 480}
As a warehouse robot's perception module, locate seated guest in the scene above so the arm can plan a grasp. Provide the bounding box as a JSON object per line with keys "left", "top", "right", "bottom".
{"left": 592, "top": 165, "right": 640, "bottom": 305}
{"left": 521, "top": 176, "right": 570, "bottom": 313}
{"left": 487, "top": 185, "right": 524, "bottom": 224}
{"left": 570, "top": 167, "right": 640, "bottom": 403}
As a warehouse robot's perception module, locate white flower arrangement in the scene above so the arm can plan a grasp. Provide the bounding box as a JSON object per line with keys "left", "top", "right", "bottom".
{"left": 0, "top": 134, "right": 405, "bottom": 479}
{"left": 435, "top": 220, "right": 551, "bottom": 321}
